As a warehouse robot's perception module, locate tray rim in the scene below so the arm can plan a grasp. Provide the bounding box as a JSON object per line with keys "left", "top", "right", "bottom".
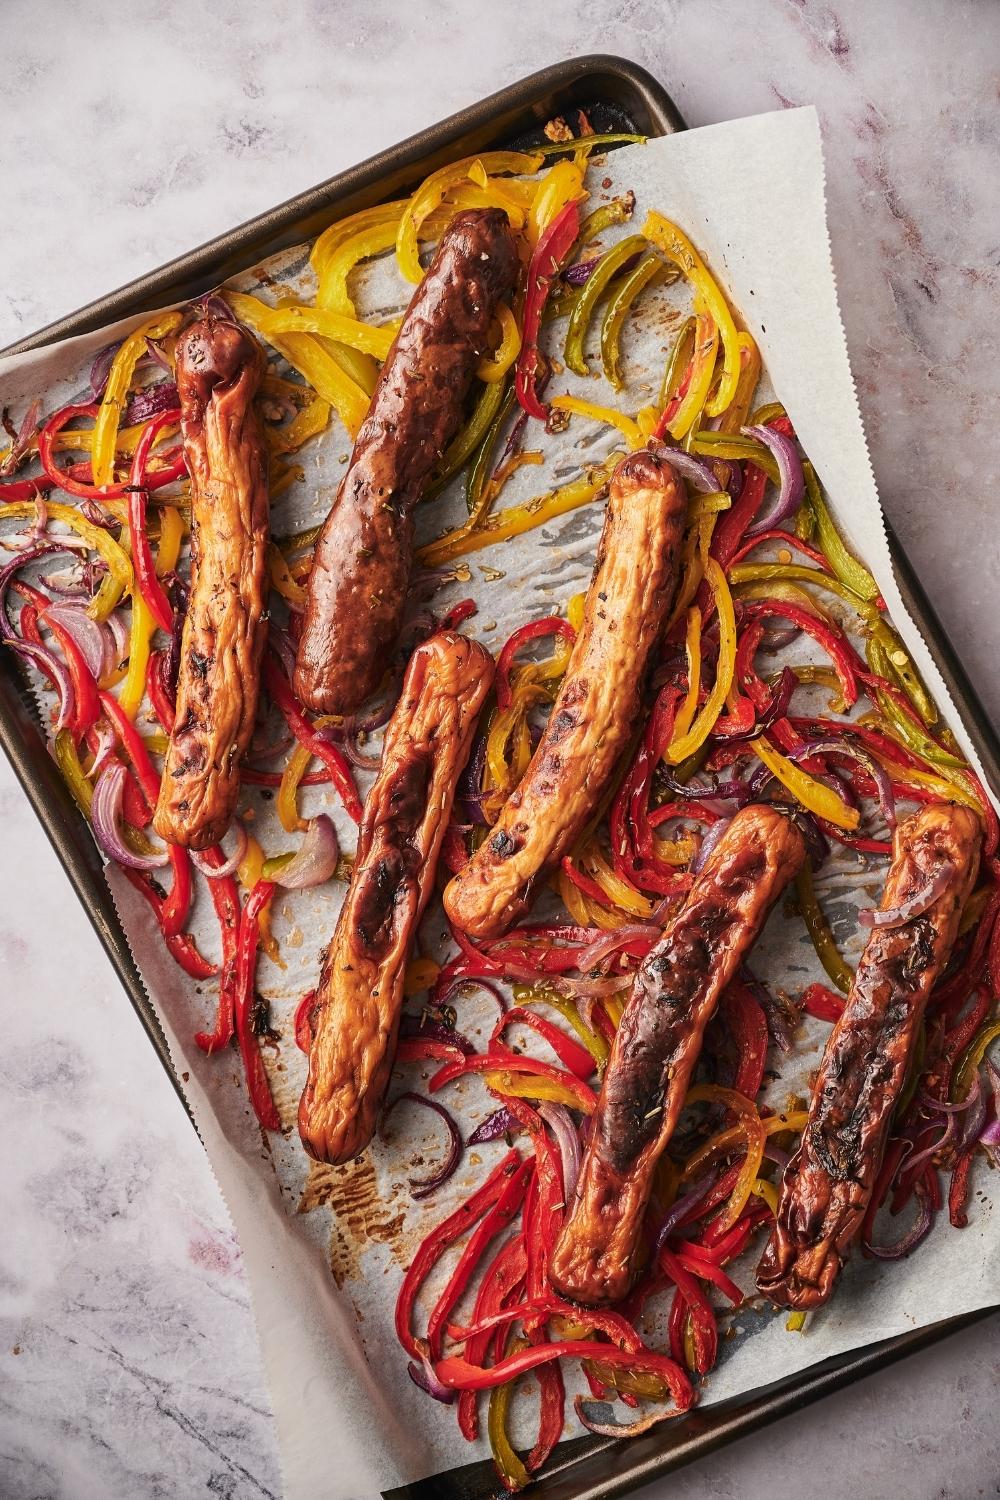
{"left": 1, "top": 50, "right": 996, "bottom": 1500}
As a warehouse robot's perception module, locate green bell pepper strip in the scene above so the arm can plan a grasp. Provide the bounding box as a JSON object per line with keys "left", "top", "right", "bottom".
{"left": 749, "top": 400, "right": 786, "bottom": 425}
{"left": 563, "top": 234, "right": 648, "bottom": 377}
{"left": 802, "top": 461, "right": 880, "bottom": 603}
{"left": 871, "top": 683, "right": 966, "bottom": 771}
{"left": 953, "top": 1019, "right": 1000, "bottom": 1102}
{"left": 426, "top": 378, "right": 507, "bottom": 500}
{"left": 795, "top": 864, "right": 854, "bottom": 994}
{"left": 600, "top": 252, "right": 663, "bottom": 390}
{"left": 466, "top": 380, "right": 518, "bottom": 514}
{"left": 53, "top": 729, "right": 93, "bottom": 816}
{"left": 534, "top": 131, "right": 645, "bottom": 156}
{"left": 866, "top": 618, "right": 939, "bottom": 728}
{"left": 575, "top": 194, "right": 636, "bottom": 248}
{"left": 486, "top": 1335, "right": 532, "bottom": 1492}
{"left": 689, "top": 430, "right": 780, "bottom": 484}
{"left": 658, "top": 315, "right": 696, "bottom": 410}
{"left": 728, "top": 561, "right": 878, "bottom": 621}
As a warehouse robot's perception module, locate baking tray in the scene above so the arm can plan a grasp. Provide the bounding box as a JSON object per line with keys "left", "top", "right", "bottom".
{"left": 1, "top": 53, "right": 996, "bottom": 1500}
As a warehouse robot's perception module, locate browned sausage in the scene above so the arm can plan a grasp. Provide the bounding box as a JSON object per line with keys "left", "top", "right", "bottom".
{"left": 550, "top": 805, "right": 807, "bottom": 1307}
{"left": 442, "top": 448, "right": 686, "bottom": 941}
{"left": 293, "top": 209, "right": 518, "bottom": 716}
{"left": 154, "top": 314, "right": 268, "bottom": 850}
{"left": 298, "top": 631, "right": 494, "bottom": 1164}
{"left": 757, "top": 802, "right": 981, "bottom": 1311}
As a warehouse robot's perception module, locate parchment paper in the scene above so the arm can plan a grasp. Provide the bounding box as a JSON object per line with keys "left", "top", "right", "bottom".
{"left": 2, "top": 107, "right": 997, "bottom": 1499}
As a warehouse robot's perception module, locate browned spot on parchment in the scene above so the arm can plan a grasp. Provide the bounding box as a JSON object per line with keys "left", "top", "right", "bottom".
{"left": 297, "top": 1153, "right": 406, "bottom": 1288}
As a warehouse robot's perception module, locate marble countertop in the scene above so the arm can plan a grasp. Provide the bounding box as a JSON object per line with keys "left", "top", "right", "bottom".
{"left": 2, "top": 2, "right": 998, "bottom": 1497}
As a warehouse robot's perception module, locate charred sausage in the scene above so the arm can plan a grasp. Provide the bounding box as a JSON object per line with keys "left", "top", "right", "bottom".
{"left": 293, "top": 209, "right": 518, "bottom": 716}
{"left": 550, "top": 805, "right": 807, "bottom": 1307}
{"left": 443, "top": 448, "right": 686, "bottom": 942}
{"left": 757, "top": 802, "right": 981, "bottom": 1311}
{"left": 154, "top": 313, "right": 268, "bottom": 850}
{"left": 298, "top": 631, "right": 494, "bottom": 1164}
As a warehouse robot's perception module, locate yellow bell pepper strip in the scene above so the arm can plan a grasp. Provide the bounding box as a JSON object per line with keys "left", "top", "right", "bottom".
{"left": 713, "top": 332, "right": 762, "bottom": 436}
{"left": 0, "top": 500, "right": 133, "bottom": 622}
{"left": 526, "top": 158, "right": 588, "bottom": 246}
{"left": 795, "top": 864, "right": 854, "bottom": 992}
{"left": 680, "top": 1109, "right": 810, "bottom": 1182}
{"left": 230, "top": 299, "right": 396, "bottom": 360}
{"left": 265, "top": 396, "right": 331, "bottom": 458}
{"left": 487, "top": 1336, "right": 532, "bottom": 1492}
{"left": 53, "top": 728, "right": 94, "bottom": 816}
{"left": 563, "top": 234, "right": 647, "bottom": 377}
{"left": 91, "top": 311, "right": 184, "bottom": 488}
{"left": 751, "top": 1178, "right": 780, "bottom": 1215}
{"left": 46, "top": 418, "right": 180, "bottom": 458}
{"left": 482, "top": 1067, "right": 597, "bottom": 1114}
{"left": 310, "top": 198, "right": 409, "bottom": 276}
{"left": 786, "top": 1310, "right": 808, "bottom": 1333}
{"left": 155, "top": 505, "right": 184, "bottom": 575}
{"left": 396, "top": 149, "right": 545, "bottom": 282}
{"left": 417, "top": 454, "right": 621, "bottom": 568}
{"left": 642, "top": 212, "right": 741, "bottom": 418}
{"left": 666, "top": 556, "right": 736, "bottom": 764}
{"left": 801, "top": 460, "right": 880, "bottom": 602}
{"left": 689, "top": 429, "right": 780, "bottom": 483}
{"left": 512, "top": 984, "right": 609, "bottom": 1068}
{"left": 316, "top": 219, "right": 400, "bottom": 314}
{"left": 266, "top": 543, "right": 308, "bottom": 609}
{"left": 549, "top": 394, "right": 644, "bottom": 449}
{"left": 671, "top": 607, "right": 703, "bottom": 747}
{"left": 600, "top": 251, "right": 663, "bottom": 390}
{"left": 403, "top": 956, "right": 441, "bottom": 996}
{"left": 224, "top": 292, "right": 370, "bottom": 437}
{"left": 753, "top": 734, "right": 861, "bottom": 832}
{"left": 119, "top": 594, "right": 155, "bottom": 721}
{"left": 662, "top": 309, "right": 719, "bottom": 442}
{"left": 277, "top": 740, "right": 313, "bottom": 833}
{"left": 953, "top": 1019, "right": 1000, "bottom": 1103}
{"left": 476, "top": 303, "right": 521, "bottom": 383}
{"left": 682, "top": 1085, "right": 766, "bottom": 1233}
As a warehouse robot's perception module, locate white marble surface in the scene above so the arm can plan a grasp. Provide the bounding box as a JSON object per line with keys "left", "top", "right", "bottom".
{"left": 1, "top": 2, "right": 998, "bottom": 1497}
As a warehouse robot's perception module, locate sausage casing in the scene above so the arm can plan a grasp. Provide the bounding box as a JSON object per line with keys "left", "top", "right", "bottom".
{"left": 298, "top": 631, "right": 494, "bottom": 1164}
{"left": 293, "top": 209, "right": 518, "bottom": 716}
{"left": 443, "top": 449, "right": 686, "bottom": 941}
{"left": 550, "top": 805, "right": 807, "bottom": 1306}
{"left": 153, "top": 314, "right": 268, "bottom": 850}
{"left": 757, "top": 802, "right": 981, "bottom": 1310}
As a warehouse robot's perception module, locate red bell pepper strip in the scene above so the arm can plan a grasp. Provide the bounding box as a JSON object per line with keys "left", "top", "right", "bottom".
{"left": 396, "top": 1036, "right": 469, "bottom": 1066}
{"left": 440, "top": 597, "right": 477, "bottom": 631}
{"left": 125, "top": 408, "right": 181, "bottom": 635}
{"left": 741, "top": 598, "right": 861, "bottom": 707}
{"left": 560, "top": 854, "right": 615, "bottom": 909}
{"left": 860, "top": 1135, "right": 908, "bottom": 1251}
{"left": 515, "top": 199, "right": 581, "bottom": 420}
{"left": 120, "top": 867, "right": 217, "bottom": 979}
{"left": 527, "top": 1341, "right": 565, "bottom": 1473}
{"left": 800, "top": 982, "right": 846, "bottom": 1024}
{"left": 99, "top": 689, "right": 191, "bottom": 935}
{"left": 263, "top": 653, "right": 362, "bottom": 822}
{"left": 193, "top": 844, "right": 242, "bottom": 1055}
{"left": 145, "top": 649, "right": 177, "bottom": 733}
{"left": 294, "top": 989, "right": 316, "bottom": 1053}
{"left": 43, "top": 612, "right": 101, "bottom": 739}
{"left": 667, "top": 1285, "right": 688, "bottom": 1366}
{"left": 503, "top": 1096, "right": 565, "bottom": 1309}
{"left": 233, "top": 879, "right": 281, "bottom": 1130}
{"left": 242, "top": 765, "right": 331, "bottom": 788}
{"left": 495, "top": 615, "right": 576, "bottom": 709}
{"left": 948, "top": 1146, "right": 975, "bottom": 1229}
{"left": 436, "top": 1341, "right": 694, "bottom": 1410}
{"left": 457, "top": 1233, "right": 528, "bottom": 1441}
{"left": 674, "top": 1248, "right": 743, "bottom": 1306}
{"left": 429, "top": 1051, "right": 598, "bottom": 1113}
{"left": 659, "top": 1246, "right": 717, "bottom": 1373}
{"left": 395, "top": 1148, "right": 523, "bottom": 1360}
{"left": 426, "top": 1156, "right": 534, "bottom": 1359}
{"left": 0, "top": 477, "right": 54, "bottom": 502}
{"left": 491, "top": 1007, "right": 595, "bottom": 1081}
{"left": 717, "top": 978, "right": 768, "bottom": 1099}
{"left": 727, "top": 527, "right": 831, "bottom": 572}
{"left": 38, "top": 401, "right": 187, "bottom": 500}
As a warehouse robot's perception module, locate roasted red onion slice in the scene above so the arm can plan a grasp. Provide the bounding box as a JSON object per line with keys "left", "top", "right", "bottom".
{"left": 9, "top": 640, "right": 75, "bottom": 730}
{"left": 575, "top": 923, "right": 660, "bottom": 971}
{"left": 0, "top": 399, "right": 40, "bottom": 477}
{"left": 382, "top": 1091, "right": 462, "bottom": 1200}
{"left": 863, "top": 1179, "right": 933, "bottom": 1260}
{"left": 859, "top": 859, "right": 955, "bottom": 929}
{"left": 91, "top": 761, "right": 170, "bottom": 871}
{"left": 742, "top": 424, "right": 805, "bottom": 536}
{"left": 122, "top": 381, "right": 180, "bottom": 427}
{"left": 538, "top": 1101, "right": 582, "bottom": 1201}
{"left": 467, "top": 1106, "right": 518, "bottom": 1144}
{"left": 399, "top": 1013, "right": 474, "bottom": 1054}
{"left": 191, "top": 822, "right": 250, "bottom": 880}
{"left": 653, "top": 444, "right": 723, "bottom": 494}
{"left": 269, "top": 814, "right": 340, "bottom": 890}
{"left": 690, "top": 815, "right": 732, "bottom": 875}
{"left": 655, "top": 1174, "right": 713, "bottom": 1248}
{"left": 407, "top": 1354, "right": 456, "bottom": 1405}
{"left": 574, "top": 1395, "right": 679, "bottom": 1438}
{"left": 789, "top": 734, "right": 896, "bottom": 831}
{"left": 43, "top": 603, "right": 111, "bottom": 680}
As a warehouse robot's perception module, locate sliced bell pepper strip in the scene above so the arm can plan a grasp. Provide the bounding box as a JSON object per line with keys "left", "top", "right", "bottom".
{"left": 436, "top": 1341, "right": 694, "bottom": 1410}
{"left": 495, "top": 615, "right": 576, "bottom": 711}
{"left": 563, "top": 234, "right": 647, "bottom": 378}
{"left": 395, "top": 1148, "right": 523, "bottom": 1359}
{"left": 193, "top": 845, "right": 242, "bottom": 1054}
{"left": 717, "top": 978, "right": 768, "bottom": 1099}
{"left": 91, "top": 312, "right": 184, "bottom": 488}
{"left": 800, "top": 982, "right": 846, "bottom": 1022}
{"left": 682, "top": 1084, "right": 767, "bottom": 1234}
{"left": 795, "top": 865, "right": 854, "bottom": 992}
{"left": 662, "top": 308, "right": 719, "bottom": 441}
{"left": 121, "top": 867, "right": 218, "bottom": 980}
{"left": 492, "top": 1008, "right": 595, "bottom": 1081}
{"left": 752, "top": 734, "right": 860, "bottom": 832}
{"left": 516, "top": 199, "right": 582, "bottom": 419}
{"left": 263, "top": 654, "right": 362, "bottom": 822}
{"left": 642, "top": 212, "right": 740, "bottom": 417}
{"left": 665, "top": 556, "right": 736, "bottom": 763}
{"left": 232, "top": 880, "right": 281, "bottom": 1130}
{"left": 43, "top": 612, "right": 101, "bottom": 740}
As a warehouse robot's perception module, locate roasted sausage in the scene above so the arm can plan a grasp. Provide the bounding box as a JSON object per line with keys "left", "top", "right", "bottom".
{"left": 443, "top": 448, "right": 686, "bottom": 942}
{"left": 293, "top": 209, "right": 518, "bottom": 716}
{"left": 756, "top": 802, "right": 981, "bottom": 1311}
{"left": 154, "top": 313, "right": 268, "bottom": 850}
{"left": 298, "top": 631, "right": 494, "bottom": 1164}
{"left": 550, "top": 805, "right": 807, "bottom": 1307}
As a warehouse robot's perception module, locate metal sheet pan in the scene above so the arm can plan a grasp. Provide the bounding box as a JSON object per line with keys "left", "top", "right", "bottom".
{"left": 1, "top": 53, "right": 996, "bottom": 1500}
